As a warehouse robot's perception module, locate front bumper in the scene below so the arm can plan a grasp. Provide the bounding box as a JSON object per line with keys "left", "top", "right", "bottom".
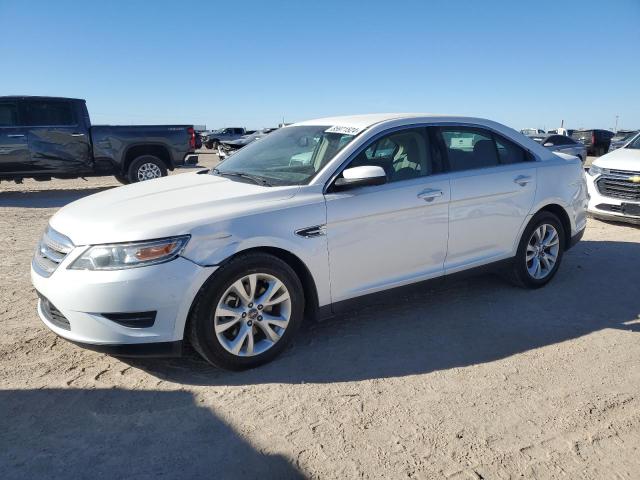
{"left": 586, "top": 174, "right": 640, "bottom": 225}
{"left": 31, "top": 254, "right": 216, "bottom": 353}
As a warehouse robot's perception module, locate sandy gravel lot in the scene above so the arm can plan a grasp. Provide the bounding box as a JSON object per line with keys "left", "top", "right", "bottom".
{"left": 1, "top": 154, "right": 639, "bottom": 479}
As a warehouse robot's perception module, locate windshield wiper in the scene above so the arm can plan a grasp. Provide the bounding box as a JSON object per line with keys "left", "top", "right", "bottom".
{"left": 212, "top": 169, "right": 272, "bottom": 186}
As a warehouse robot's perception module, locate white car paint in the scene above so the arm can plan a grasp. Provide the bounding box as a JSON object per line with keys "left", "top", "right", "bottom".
{"left": 586, "top": 146, "right": 640, "bottom": 224}
{"left": 31, "top": 113, "right": 588, "bottom": 349}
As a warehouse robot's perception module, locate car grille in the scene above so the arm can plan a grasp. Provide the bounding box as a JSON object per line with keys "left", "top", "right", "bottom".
{"left": 38, "top": 293, "right": 71, "bottom": 330}
{"left": 32, "top": 227, "right": 74, "bottom": 277}
{"left": 596, "top": 170, "right": 640, "bottom": 201}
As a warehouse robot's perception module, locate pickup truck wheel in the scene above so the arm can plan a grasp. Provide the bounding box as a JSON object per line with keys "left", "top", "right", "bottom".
{"left": 114, "top": 174, "right": 130, "bottom": 185}
{"left": 128, "top": 155, "right": 167, "bottom": 183}
{"left": 188, "top": 252, "right": 304, "bottom": 370}
{"left": 509, "top": 212, "right": 565, "bottom": 289}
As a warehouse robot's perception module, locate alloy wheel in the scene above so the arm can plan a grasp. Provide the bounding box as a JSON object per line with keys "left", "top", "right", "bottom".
{"left": 526, "top": 224, "right": 560, "bottom": 279}
{"left": 137, "top": 162, "right": 163, "bottom": 181}
{"left": 214, "top": 273, "right": 291, "bottom": 357}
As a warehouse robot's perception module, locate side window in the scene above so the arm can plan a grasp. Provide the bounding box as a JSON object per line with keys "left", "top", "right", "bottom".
{"left": 0, "top": 103, "right": 18, "bottom": 127}
{"left": 349, "top": 128, "right": 432, "bottom": 183}
{"left": 438, "top": 128, "right": 498, "bottom": 171}
{"left": 23, "top": 101, "right": 75, "bottom": 126}
{"left": 495, "top": 136, "right": 529, "bottom": 164}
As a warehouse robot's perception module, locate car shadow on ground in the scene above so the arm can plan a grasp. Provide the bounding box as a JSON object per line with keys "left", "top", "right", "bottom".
{"left": 0, "top": 389, "right": 303, "bottom": 479}
{"left": 0, "top": 187, "right": 114, "bottom": 208}
{"left": 127, "top": 239, "right": 640, "bottom": 386}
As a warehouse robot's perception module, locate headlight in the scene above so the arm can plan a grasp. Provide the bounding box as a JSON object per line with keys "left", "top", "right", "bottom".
{"left": 69, "top": 235, "right": 190, "bottom": 271}
{"left": 588, "top": 165, "right": 603, "bottom": 177}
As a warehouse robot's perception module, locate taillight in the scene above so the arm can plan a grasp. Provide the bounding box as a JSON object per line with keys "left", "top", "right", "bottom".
{"left": 592, "top": 132, "right": 595, "bottom": 145}
{"left": 188, "top": 127, "right": 196, "bottom": 149}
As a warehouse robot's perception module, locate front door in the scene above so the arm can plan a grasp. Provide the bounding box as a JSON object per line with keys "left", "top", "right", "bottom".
{"left": 324, "top": 127, "right": 450, "bottom": 303}
{"left": 0, "top": 101, "right": 30, "bottom": 175}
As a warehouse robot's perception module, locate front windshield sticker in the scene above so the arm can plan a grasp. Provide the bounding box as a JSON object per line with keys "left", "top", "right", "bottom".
{"left": 325, "top": 125, "right": 363, "bottom": 135}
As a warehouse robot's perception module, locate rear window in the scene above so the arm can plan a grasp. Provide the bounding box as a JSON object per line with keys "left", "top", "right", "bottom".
{"left": 571, "top": 131, "right": 591, "bottom": 140}
{"left": 23, "top": 101, "right": 75, "bottom": 126}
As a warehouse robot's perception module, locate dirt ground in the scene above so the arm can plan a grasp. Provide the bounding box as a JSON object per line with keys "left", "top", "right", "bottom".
{"left": 1, "top": 154, "right": 639, "bottom": 479}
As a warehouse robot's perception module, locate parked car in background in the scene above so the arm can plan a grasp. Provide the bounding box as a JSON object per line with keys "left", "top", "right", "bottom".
{"left": 203, "top": 128, "right": 249, "bottom": 149}
{"left": 217, "top": 128, "right": 278, "bottom": 160}
{"left": 547, "top": 128, "right": 575, "bottom": 136}
{"left": 31, "top": 113, "right": 587, "bottom": 370}
{"left": 520, "top": 128, "right": 545, "bottom": 136}
{"left": 608, "top": 130, "right": 638, "bottom": 152}
{"left": 586, "top": 133, "right": 640, "bottom": 224}
{"left": 0, "top": 96, "right": 197, "bottom": 183}
{"left": 571, "top": 129, "right": 615, "bottom": 156}
{"left": 527, "top": 134, "right": 587, "bottom": 162}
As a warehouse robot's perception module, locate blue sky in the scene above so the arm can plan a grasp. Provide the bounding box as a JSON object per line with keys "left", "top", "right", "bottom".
{"left": 1, "top": 0, "right": 638, "bottom": 131}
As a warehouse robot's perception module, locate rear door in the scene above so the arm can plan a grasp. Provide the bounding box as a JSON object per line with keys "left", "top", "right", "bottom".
{"left": 0, "top": 100, "right": 30, "bottom": 175}
{"left": 21, "top": 99, "right": 92, "bottom": 174}
{"left": 436, "top": 126, "right": 537, "bottom": 273}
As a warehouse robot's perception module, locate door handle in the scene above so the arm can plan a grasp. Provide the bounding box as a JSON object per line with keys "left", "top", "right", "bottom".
{"left": 417, "top": 188, "right": 443, "bottom": 202}
{"left": 514, "top": 175, "right": 533, "bottom": 186}
{"left": 70, "top": 133, "right": 86, "bottom": 137}
{"left": 7, "top": 134, "right": 25, "bottom": 138}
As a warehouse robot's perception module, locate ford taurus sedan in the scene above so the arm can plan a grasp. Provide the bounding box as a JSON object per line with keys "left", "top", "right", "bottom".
{"left": 31, "top": 114, "right": 588, "bottom": 370}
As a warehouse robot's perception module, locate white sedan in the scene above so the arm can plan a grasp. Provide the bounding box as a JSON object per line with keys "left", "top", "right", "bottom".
{"left": 31, "top": 114, "right": 588, "bottom": 370}
{"left": 586, "top": 132, "right": 640, "bottom": 224}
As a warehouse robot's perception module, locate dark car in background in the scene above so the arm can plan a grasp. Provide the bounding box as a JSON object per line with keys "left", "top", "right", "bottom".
{"left": 528, "top": 133, "right": 587, "bottom": 162}
{"left": 571, "top": 129, "right": 615, "bottom": 156}
{"left": 217, "top": 128, "right": 278, "bottom": 160}
{"left": 0, "top": 96, "right": 197, "bottom": 184}
{"left": 203, "top": 127, "right": 250, "bottom": 150}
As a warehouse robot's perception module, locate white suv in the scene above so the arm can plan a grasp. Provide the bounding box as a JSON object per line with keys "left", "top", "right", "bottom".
{"left": 586, "top": 132, "right": 640, "bottom": 224}
{"left": 31, "top": 114, "right": 588, "bottom": 370}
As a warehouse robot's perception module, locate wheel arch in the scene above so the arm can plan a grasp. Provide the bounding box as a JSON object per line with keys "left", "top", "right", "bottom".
{"left": 122, "top": 144, "right": 173, "bottom": 174}
{"left": 184, "top": 246, "right": 321, "bottom": 338}
{"left": 531, "top": 203, "right": 573, "bottom": 250}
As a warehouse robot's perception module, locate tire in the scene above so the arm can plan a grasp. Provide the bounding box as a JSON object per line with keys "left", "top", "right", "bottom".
{"left": 114, "top": 174, "right": 130, "bottom": 185}
{"left": 188, "top": 252, "right": 305, "bottom": 370}
{"left": 509, "top": 211, "right": 565, "bottom": 289}
{"left": 127, "top": 155, "right": 167, "bottom": 183}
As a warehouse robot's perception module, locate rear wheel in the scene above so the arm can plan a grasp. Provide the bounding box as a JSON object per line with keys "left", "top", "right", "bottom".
{"left": 188, "top": 253, "right": 304, "bottom": 370}
{"left": 114, "top": 174, "right": 129, "bottom": 185}
{"left": 128, "top": 155, "right": 167, "bottom": 183}
{"left": 509, "top": 212, "right": 565, "bottom": 288}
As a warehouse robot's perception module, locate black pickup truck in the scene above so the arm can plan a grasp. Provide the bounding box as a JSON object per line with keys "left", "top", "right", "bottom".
{"left": 0, "top": 96, "right": 198, "bottom": 183}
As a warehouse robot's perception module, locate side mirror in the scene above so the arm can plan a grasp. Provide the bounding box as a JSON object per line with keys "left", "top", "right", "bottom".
{"left": 543, "top": 142, "right": 553, "bottom": 147}
{"left": 333, "top": 166, "right": 387, "bottom": 190}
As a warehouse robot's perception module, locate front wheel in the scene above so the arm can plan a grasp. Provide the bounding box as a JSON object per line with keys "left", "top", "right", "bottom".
{"left": 188, "top": 253, "right": 304, "bottom": 370}
{"left": 128, "top": 155, "right": 167, "bottom": 183}
{"left": 509, "top": 212, "right": 565, "bottom": 288}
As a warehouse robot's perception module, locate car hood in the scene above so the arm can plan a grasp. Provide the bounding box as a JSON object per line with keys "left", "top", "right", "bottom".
{"left": 592, "top": 148, "right": 640, "bottom": 172}
{"left": 49, "top": 172, "right": 299, "bottom": 245}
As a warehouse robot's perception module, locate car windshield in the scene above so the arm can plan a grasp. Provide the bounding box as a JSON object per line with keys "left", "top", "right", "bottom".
{"left": 626, "top": 133, "right": 640, "bottom": 149}
{"left": 212, "top": 125, "right": 358, "bottom": 186}
{"left": 618, "top": 131, "right": 639, "bottom": 141}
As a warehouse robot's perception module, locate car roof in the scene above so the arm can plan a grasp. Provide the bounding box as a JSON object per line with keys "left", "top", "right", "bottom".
{"left": 0, "top": 95, "right": 85, "bottom": 102}
{"left": 292, "top": 113, "right": 506, "bottom": 130}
